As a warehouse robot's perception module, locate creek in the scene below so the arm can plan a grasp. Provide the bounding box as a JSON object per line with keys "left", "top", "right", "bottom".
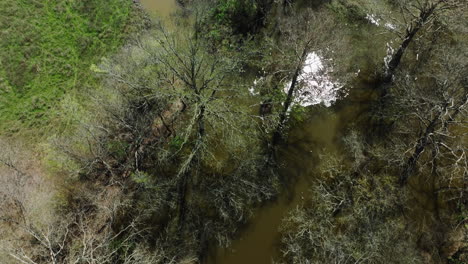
{"left": 140, "top": 0, "right": 177, "bottom": 18}
{"left": 139, "top": 1, "right": 441, "bottom": 263}
{"left": 140, "top": 1, "right": 373, "bottom": 263}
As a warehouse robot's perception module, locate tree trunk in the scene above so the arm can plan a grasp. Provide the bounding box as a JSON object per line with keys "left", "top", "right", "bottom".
{"left": 400, "top": 99, "right": 452, "bottom": 185}
{"left": 177, "top": 170, "right": 189, "bottom": 229}
{"left": 176, "top": 102, "right": 206, "bottom": 230}
{"left": 272, "top": 48, "right": 309, "bottom": 146}
{"left": 383, "top": 27, "right": 420, "bottom": 83}
{"left": 382, "top": 3, "right": 439, "bottom": 84}
{"left": 400, "top": 91, "right": 467, "bottom": 185}
{"left": 400, "top": 109, "right": 441, "bottom": 185}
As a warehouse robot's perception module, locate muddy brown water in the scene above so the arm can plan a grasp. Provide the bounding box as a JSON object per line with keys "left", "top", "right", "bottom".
{"left": 210, "top": 86, "right": 376, "bottom": 263}
{"left": 140, "top": 1, "right": 373, "bottom": 263}
{"left": 139, "top": 2, "right": 442, "bottom": 263}
{"left": 140, "top": 0, "right": 178, "bottom": 18}
{"left": 210, "top": 111, "right": 344, "bottom": 264}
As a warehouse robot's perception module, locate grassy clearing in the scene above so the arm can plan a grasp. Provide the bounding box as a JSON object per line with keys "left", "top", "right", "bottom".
{"left": 0, "top": 0, "right": 144, "bottom": 138}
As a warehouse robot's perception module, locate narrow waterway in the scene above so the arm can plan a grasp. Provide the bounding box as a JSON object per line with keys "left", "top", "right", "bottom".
{"left": 139, "top": 0, "right": 177, "bottom": 18}
{"left": 138, "top": 2, "right": 445, "bottom": 264}
{"left": 139, "top": 1, "right": 374, "bottom": 263}
{"left": 210, "top": 83, "right": 375, "bottom": 263}
{"left": 210, "top": 112, "right": 340, "bottom": 263}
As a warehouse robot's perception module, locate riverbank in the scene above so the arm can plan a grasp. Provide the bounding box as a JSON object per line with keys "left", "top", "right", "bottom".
{"left": 1, "top": 1, "right": 466, "bottom": 263}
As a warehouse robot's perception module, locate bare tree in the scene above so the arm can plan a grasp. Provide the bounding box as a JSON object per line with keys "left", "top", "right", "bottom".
{"left": 0, "top": 139, "right": 65, "bottom": 264}
{"left": 379, "top": 44, "right": 467, "bottom": 261}
{"left": 385, "top": 0, "right": 463, "bottom": 81}
{"left": 246, "top": 8, "right": 346, "bottom": 147}
{"left": 55, "top": 18, "right": 282, "bottom": 262}
{"left": 386, "top": 44, "right": 467, "bottom": 188}
{"left": 278, "top": 148, "right": 421, "bottom": 264}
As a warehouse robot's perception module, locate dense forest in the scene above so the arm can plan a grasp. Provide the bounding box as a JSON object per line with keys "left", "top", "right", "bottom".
{"left": 0, "top": 0, "right": 466, "bottom": 263}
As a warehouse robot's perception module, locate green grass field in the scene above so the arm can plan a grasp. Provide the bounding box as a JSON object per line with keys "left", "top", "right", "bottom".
{"left": 0, "top": 0, "right": 141, "bottom": 138}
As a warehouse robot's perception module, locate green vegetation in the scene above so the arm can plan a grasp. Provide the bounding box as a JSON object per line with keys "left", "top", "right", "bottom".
{"left": 0, "top": 0, "right": 466, "bottom": 263}
{"left": 0, "top": 0, "right": 142, "bottom": 136}
{"left": 279, "top": 150, "right": 420, "bottom": 263}
{"left": 208, "top": 0, "right": 269, "bottom": 35}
